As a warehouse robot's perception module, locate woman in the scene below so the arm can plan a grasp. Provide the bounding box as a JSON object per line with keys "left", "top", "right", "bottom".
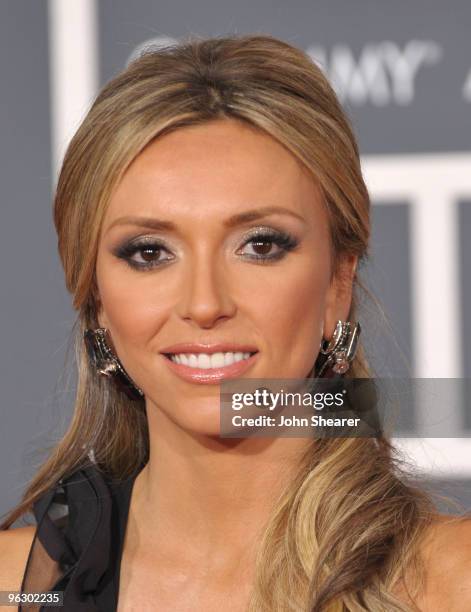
{"left": 1, "top": 33, "right": 470, "bottom": 612}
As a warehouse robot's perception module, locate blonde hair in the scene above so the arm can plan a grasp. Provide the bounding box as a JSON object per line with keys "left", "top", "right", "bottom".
{"left": 1, "top": 33, "right": 437, "bottom": 610}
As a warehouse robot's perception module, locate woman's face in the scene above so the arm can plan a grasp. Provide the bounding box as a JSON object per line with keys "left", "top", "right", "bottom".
{"left": 95, "top": 118, "right": 356, "bottom": 435}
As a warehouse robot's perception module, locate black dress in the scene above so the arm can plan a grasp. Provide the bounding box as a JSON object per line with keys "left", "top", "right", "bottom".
{"left": 18, "top": 462, "right": 143, "bottom": 612}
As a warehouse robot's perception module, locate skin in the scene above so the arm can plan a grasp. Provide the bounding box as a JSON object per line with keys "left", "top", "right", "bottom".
{"left": 94, "top": 117, "right": 357, "bottom": 609}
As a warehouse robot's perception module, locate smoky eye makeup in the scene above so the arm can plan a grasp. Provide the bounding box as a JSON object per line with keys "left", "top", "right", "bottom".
{"left": 110, "top": 225, "right": 301, "bottom": 272}
{"left": 111, "top": 235, "right": 174, "bottom": 270}
{"left": 238, "top": 226, "right": 300, "bottom": 262}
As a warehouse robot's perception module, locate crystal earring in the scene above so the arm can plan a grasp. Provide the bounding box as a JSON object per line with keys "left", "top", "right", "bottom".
{"left": 315, "top": 320, "right": 361, "bottom": 377}
{"left": 83, "top": 327, "right": 144, "bottom": 401}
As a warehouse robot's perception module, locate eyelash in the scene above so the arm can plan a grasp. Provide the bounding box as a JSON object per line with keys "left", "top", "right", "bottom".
{"left": 113, "top": 228, "right": 300, "bottom": 271}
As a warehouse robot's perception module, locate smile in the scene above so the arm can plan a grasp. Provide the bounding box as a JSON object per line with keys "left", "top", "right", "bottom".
{"left": 162, "top": 351, "right": 259, "bottom": 384}
{"left": 167, "top": 351, "right": 254, "bottom": 368}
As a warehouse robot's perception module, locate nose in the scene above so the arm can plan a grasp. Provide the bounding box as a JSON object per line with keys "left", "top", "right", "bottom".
{"left": 176, "top": 250, "right": 236, "bottom": 329}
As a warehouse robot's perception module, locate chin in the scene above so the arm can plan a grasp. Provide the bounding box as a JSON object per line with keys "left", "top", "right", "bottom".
{"left": 158, "top": 397, "right": 224, "bottom": 437}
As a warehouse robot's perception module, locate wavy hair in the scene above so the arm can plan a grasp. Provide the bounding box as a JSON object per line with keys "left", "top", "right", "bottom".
{"left": 1, "top": 33, "right": 438, "bottom": 611}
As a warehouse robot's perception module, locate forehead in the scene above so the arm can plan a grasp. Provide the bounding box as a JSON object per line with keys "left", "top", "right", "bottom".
{"left": 103, "top": 118, "right": 325, "bottom": 229}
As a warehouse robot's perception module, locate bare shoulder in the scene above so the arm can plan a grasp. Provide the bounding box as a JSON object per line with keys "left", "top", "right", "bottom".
{"left": 407, "top": 513, "right": 471, "bottom": 610}
{"left": 0, "top": 526, "right": 36, "bottom": 591}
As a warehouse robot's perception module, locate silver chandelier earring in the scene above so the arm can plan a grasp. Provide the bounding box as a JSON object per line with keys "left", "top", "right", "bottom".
{"left": 315, "top": 319, "right": 361, "bottom": 377}
{"left": 83, "top": 327, "right": 144, "bottom": 401}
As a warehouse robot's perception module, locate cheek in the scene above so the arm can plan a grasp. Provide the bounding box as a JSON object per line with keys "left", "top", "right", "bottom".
{"left": 95, "top": 259, "right": 171, "bottom": 353}
{"left": 260, "top": 260, "right": 329, "bottom": 372}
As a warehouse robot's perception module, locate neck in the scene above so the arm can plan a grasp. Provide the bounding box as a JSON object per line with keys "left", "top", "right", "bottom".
{"left": 128, "top": 401, "right": 312, "bottom": 566}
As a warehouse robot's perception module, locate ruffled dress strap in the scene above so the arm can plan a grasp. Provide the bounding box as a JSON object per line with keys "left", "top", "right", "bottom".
{"left": 18, "top": 463, "right": 138, "bottom": 611}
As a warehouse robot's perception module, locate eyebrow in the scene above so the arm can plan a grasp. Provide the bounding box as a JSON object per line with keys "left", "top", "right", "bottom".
{"left": 106, "top": 206, "right": 306, "bottom": 233}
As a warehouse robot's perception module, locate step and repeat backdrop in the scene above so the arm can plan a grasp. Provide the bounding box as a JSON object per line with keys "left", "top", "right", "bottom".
{"left": 1, "top": 0, "right": 470, "bottom": 518}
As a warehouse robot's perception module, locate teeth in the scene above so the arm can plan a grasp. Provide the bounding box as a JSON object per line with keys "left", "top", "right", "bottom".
{"left": 169, "top": 351, "right": 253, "bottom": 369}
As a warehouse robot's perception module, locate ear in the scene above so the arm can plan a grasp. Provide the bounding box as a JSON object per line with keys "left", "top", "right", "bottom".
{"left": 322, "top": 254, "right": 358, "bottom": 340}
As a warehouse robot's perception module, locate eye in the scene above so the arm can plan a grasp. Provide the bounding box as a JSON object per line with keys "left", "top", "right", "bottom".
{"left": 238, "top": 229, "right": 299, "bottom": 263}
{"left": 113, "top": 239, "right": 173, "bottom": 270}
